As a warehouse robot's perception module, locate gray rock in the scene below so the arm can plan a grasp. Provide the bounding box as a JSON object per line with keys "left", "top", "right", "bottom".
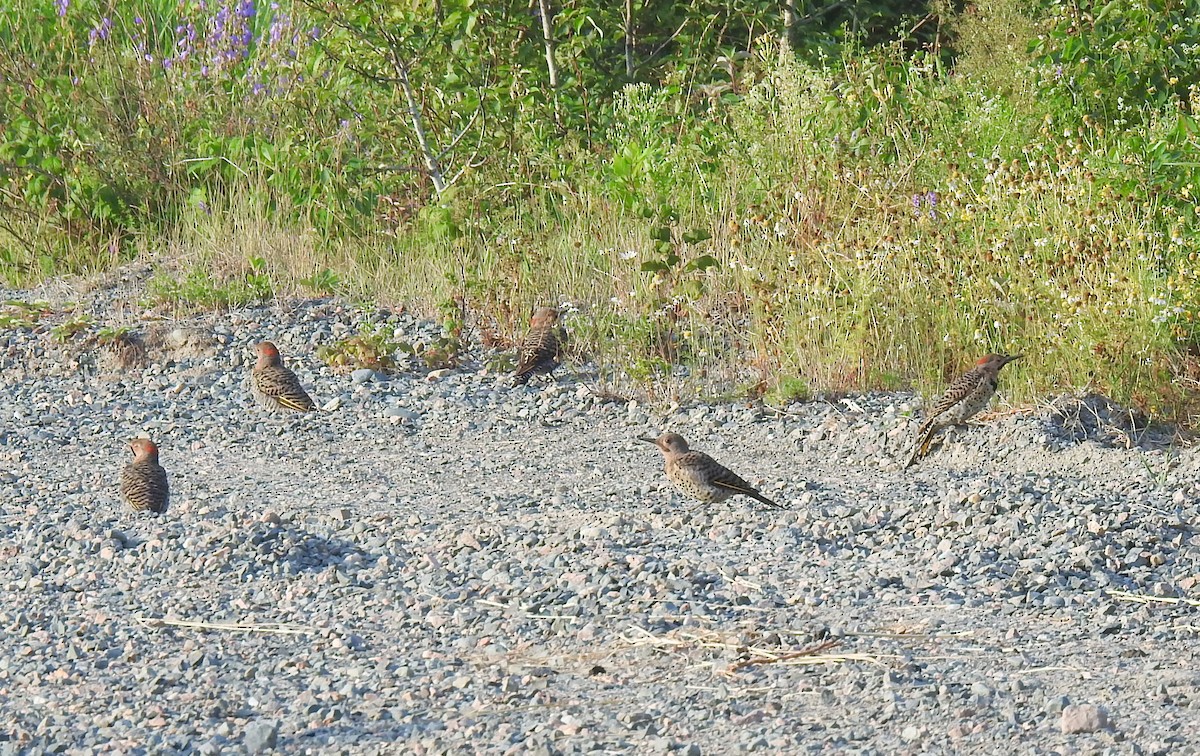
{"left": 243, "top": 720, "right": 278, "bottom": 753}
{"left": 1060, "top": 704, "right": 1108, "bottom": 734}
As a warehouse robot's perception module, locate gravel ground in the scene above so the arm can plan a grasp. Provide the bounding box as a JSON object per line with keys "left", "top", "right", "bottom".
{"left": 2, "top": 268, "right": 1199, "bottom": 755}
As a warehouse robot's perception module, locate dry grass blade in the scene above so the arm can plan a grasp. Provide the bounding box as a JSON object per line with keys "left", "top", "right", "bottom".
{"left": 474, "top": 599, "right": 576, "bottom": 621}
{"left": 133, "top": 616, "right": 315, "bottom": 635}
{"left": 724, "top": 638, "right": 842, "bottom": 672}
{"left": 620, "top": 626, "right": 888, "bottom": 674}
{"left": 848, "top": 628, "right": 975, "bottom": 640}
{"left": 978, "top": 404, "right": 1041, "bottom": 420}
{"left": 620, "top": 625, "right": 746, "bottom": 652}
{"left": 1105, "top": 589, "right": 1200, "bottom": 608}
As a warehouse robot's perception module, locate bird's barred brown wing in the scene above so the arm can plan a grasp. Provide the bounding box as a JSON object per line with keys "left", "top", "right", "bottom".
{"left": 908, "top": 365, "right": 993, "bottom": 467}
{"left": 688, "top": 452, "right": 784, "bottom": 508}
{"left": 922, "top": 365, "right": 986, "bottom": 426}
{"left": 513, "top": 324, "right": 561, "bottom": 384}
{"left": 121, "top": 461, "right": 169, "bottom": 513}
{"left": 254, "top": 365, "right": 316, "bottom": 411}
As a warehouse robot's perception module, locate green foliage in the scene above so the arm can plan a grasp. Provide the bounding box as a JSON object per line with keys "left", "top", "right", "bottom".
{"left": 1031, "top": 0, "right": 1200, "bottom": 126}
{"left": 0, "top": 0, "right": 383, "bottom": 262}
{"left": 95, "top": 324, "right": 133, "bottom": 345}
{"left": 951, "top": 0, "right": 1042, "bottom": 98}
{"left": 1028, "top": 0, "right": 1200, "bottom": 358}
{"left": 766, "top": 376, "right": 810, "bottom": 406}
{"left": 416, "top": 296, "right": 467, "bottom": 370}
{"left": 0, "top": 299, "right": 53, "bottom": 329}
{"left": 300, "top": 268, "right": 341, "bottom": 296}
{"left": 318, "top": 325, "right": 402, "bottom": 374}
{"left": 3, "top": 0, "right": 1200, "bottom": 422}
{"left": 150, "top": 259, "right": 273, "bottom": 309}
{"left": 318, "top": 303, "right": 466, "bottom": 373}
{"left": 50, "top": 314, "right": 94, "bottom": 342}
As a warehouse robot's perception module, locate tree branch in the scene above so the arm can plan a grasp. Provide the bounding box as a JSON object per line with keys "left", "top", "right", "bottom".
{"left": 537, "top": 0, "right": 559, "bottom": 89}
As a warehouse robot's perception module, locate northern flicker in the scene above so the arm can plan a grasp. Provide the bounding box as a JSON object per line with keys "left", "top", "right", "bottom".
{"left": 120, "top": 438, "right": 169, "bottom": 514}
{"left": 512, "top": 307, "right": 566, "bottom": 386}
{"left": 251, "top": 341, "right": 316, "bottom": 412}
{"left": 640, "top": 432, "right": 784, "bottom": 509}
{"left": 905, "top": 353, "right": 1022, "bottom": 468}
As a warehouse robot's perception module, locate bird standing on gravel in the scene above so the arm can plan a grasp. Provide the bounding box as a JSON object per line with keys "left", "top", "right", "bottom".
{"left": 121, "top": 438, "right": 169, "bottom": 514}
{"left": 640, "top": 432, "right": 784, "bottom": 509}
{"left": 512, "top": 307, "right": 566, "bottom": 386}
{"left": 251, "top": 341, "right": 316, "bottom": 412}
{"left": 905, "top": 353, "right": 1022, "bottom": 468}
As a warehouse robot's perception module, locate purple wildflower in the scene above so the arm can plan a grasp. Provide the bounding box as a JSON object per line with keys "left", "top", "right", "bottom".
{"left": 912, "top": 194, "right": 922, "bottom": 209}
{"left": 55, "top": 0, "right": 68, "bottom": 17}
{"left": 176, "top": 22, "right": 196, "bottom": 46}
{"left": 134, "top": 15, "right": 143, "bottom": 25}
{"left": 925, "top": 191, "right": 937, "bottom": 207}
{"left": 88, "top": 17, "right": 113, "bottom": 46}
{"left": 268, "top": 12, "right": 287, "bottom": 44}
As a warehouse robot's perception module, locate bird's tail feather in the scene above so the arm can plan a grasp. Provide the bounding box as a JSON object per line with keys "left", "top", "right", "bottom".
{"left": 904, "top": 425, "right": 934, "bottom": 468}
{"left": 751, "top": 490, "right": 786, "bottom": 510}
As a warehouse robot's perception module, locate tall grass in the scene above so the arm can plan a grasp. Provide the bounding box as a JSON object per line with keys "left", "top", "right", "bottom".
{"left": 3, "top": 0, "right": 1199, "bottom": 422}
{"left": 361, "top": 38, "right": 1196, "bottom": 418}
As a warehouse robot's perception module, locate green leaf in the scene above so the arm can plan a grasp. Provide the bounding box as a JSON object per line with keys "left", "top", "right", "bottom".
{"left": 685, "top": 255, "right": 719, "bottom": 272}
{"left": 679, "top": 280, "right": 705, "bottom": 300}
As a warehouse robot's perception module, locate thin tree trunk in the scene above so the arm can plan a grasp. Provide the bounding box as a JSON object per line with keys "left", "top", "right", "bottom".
{"left": 393, "top": 53, "right": 447, "bottom": 193}
{"left": 781, "top": 1, "right": 797, "bottom": 49}
{"left": 537, "top": 0, "right": 559, "bottom": 88}
{"left": 624, "top": 0, "right": 634, "bottom": 78}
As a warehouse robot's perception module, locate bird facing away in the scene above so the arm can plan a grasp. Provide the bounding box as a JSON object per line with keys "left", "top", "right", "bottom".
{"left": 251, "top": 341, "right": 316, "bottom": 412}
{"left": 905, "top": 353, "right": 1022, "bottom": 468}
{"left": 640, "top": 432, "right": 784, "bottom": 509}
{"left": 512, "top": 307, "right": 566, "bottom": 386}
{"left": 120, "top": 438, "right": 169, "bottom": 514}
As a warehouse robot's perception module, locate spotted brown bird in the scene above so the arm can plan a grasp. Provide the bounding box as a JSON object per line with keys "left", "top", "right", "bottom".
{"left": 120, "top": 438, "right": 169, "bottom": 514}
{"left": 251, "top": 341, "right": 316, "bottom": 412}
{"left": 906, "top": 353, "right": 1022, "bottom": 468}
{"left": 512, "top": 307, "right": 565, "bottom": 386}
{"left": 641, "top": 432, "right": 783, "bottom": 509}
